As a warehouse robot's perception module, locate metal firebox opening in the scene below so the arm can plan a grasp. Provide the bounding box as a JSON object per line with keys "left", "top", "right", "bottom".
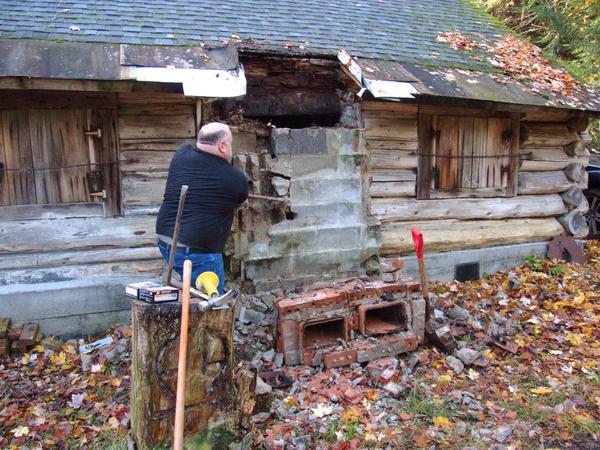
{"left": 302, "top": 317, "right": 347, "bottom": 350}
{"left": 360, "top": 301, "right": 407, "bottom": 336}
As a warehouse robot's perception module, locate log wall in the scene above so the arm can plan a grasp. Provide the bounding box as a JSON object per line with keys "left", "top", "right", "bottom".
{"left": 363, "top": 102, "right": 591, "bottom": 255}
{"left": 0, "top": 91, "right": 201, "bottom": 335}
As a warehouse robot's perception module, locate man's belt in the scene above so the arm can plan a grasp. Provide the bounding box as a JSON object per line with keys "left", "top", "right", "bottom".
{"left": 157, "top": 236, "right": 206, "bottom": 254}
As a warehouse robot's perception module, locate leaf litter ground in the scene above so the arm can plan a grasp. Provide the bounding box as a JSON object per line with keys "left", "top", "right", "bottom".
{"left": 0, "top": 241, "right": 599, "bottom": 449}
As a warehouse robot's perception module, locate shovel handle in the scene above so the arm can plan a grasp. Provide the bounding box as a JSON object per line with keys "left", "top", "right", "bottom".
{"left": 173, "top": 259, "right": 192, "bottom": 450}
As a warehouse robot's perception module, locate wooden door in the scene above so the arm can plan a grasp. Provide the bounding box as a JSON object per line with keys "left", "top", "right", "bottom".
{"left": 0, "top": 107, "right": 120, "bottom": 214}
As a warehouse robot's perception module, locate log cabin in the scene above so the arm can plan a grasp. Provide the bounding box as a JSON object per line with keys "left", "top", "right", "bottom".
{"left": 1, "top": 0, "right": 599, "bottom": 336}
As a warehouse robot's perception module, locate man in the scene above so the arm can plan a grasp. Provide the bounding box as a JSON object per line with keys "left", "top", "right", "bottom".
{"left": 156, "top": 122, "right": 248, "bottom": 294}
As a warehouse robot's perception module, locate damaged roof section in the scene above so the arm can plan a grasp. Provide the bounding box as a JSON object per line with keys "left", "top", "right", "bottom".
{"left": 353, "top": 58, "right": 600, "bottom": 113}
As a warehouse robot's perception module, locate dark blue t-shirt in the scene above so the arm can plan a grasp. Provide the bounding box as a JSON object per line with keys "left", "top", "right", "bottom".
{"left": 156, "top": 144, "right": 248, "bottom": 253}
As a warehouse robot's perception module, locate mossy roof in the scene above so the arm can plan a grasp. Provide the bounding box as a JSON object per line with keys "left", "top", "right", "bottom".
{"left": 0, "top": 0, "right": 507, "bottom": 71}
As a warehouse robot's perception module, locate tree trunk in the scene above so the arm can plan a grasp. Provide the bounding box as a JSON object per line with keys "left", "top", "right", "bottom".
{"left": 558, "top": 210, "right": 589, "bottom": 238}
{"left": 131, "top": 299, "right": 243, "bottom": 449}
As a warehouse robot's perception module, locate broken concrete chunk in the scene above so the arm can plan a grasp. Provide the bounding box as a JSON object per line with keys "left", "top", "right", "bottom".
{"left": 239, "top": 306, "right": 266, "bottom": 325}
{"left": 261, "top": 293, "right": 276, "bottom": 310}
{"left": 448, "top": 305, "right": 471, "bottom": 321}
{"left": 383, "top": 381, "right": 405, "bottom": 398}
{"left": 456, "top": 348, "right": 481, "bottom": 366}
{"left": 255, "top": 376, "right": 273, "bottom": 395}
{"left": 274, "top": 352, "right": 284, "bottom": 368}
{"left": 251, "top": 412, "right": 271, "bottom": 424}
{"left": 261, "top": 349, "right": 276, "bottom": 363}
{"left": 271, "top": 177, "right": 290, "bottom": 197}
{"left": 494, "top": 425, "right": 513, "bottom": 443}
{"left": 446, "top": 355, "right": 465, "bottom": 374}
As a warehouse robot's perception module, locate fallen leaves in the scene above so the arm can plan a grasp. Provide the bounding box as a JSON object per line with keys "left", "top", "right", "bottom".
{"left": 530, "top": 386, "right": 553, "bottom": 395}
{"left": 0, "top": 325, "right": 130, "bottom": 448}
{"left": 435, "top": 31, "right": 584, "bottom": 100}
{"left": 252, "top": 240, "right": 600, "bottom": 449}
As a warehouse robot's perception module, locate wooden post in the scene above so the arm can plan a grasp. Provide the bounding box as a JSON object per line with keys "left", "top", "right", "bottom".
{"left": 130, "top": 293, "right": 242, "bottom": 449}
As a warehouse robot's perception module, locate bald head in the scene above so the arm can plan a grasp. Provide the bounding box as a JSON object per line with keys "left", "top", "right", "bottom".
{"left": 196, "top": 122, "right": 233, "bottom": 162}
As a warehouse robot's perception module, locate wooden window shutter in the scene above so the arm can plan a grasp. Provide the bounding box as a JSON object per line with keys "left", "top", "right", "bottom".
{"left": 434, "top": 116, "right": 461, "bottom": 190}
{"left": 417, "top": 112, "right": 519, "bottom": 199}
{"left": 417, "top": 113, "right": 434, "bottom": 199}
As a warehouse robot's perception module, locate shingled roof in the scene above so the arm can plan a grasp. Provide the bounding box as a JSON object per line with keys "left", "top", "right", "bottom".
{"left": 0, "top": 0, "right": 508, "bottom": 71}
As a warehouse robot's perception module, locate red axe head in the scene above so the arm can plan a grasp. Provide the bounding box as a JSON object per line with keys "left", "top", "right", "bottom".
{"left": 411, "top": 227, "right": 424, "bottom": 259}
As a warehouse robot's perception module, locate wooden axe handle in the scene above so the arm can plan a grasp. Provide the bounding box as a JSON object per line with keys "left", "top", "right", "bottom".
{"left": 167, "top": 185, "right": 189, "bottom": 286}
{"left": 173, "top": 259, "right": 191, "bottom": 450}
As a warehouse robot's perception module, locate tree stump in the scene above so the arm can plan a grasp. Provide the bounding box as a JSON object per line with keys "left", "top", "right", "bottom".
{"left": 130, "top": 299, "right": 240, "bottom": 449}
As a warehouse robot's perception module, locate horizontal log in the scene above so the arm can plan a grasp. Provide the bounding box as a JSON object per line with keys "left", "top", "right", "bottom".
{"left": 372, "top": 194, "right": 566, "bottom": 222}
{"left": 520, "top": 123, "right": 579, "bottom": 148}
{"left": 558, "top": 209, "right": 589, "bottom": 238}
{"left": 124, "top": 205, "right": 160, "bottom": 216}
{"left": 418, "top": 105, "right": 512, "bottom": 118}
{"left": 564, "top": 140, "right": 588, "bottom": 157}
{"left": 364, "top": 119, "right": 417, "bottom": 141}
{"left": 370, "top": 149, "right": 418, "bottom": 170}
{"left": 0, "top": 203, "right": 103, "bottom": 221}
{"left": 560, "top": 186, "right": 586, "bottom": 208}
{"left": 119, "top": 114, "right": 195, "bottom": 140}
{"left": 0, "top": 260, "right": 163, "bottom": 286}
{"left": 366, "top": 139, "right": 418, "bottom": 151}
{"left": 564, "top": 163, "right": 586, "bottom": 183}
{"left": 362, "top": 110, "right": 417, "bottom": 120}
{"left": 380, "top": 217, "right": 564, "bottom": 255}
{"left": 122, "top": 172, "right": 167, "bottom": 206}
{"left": 371, "top": 170, "right": 416, "bottom": 182}
{"left": 117, "top": 93, "right": 195, "bottom": 104}
{"left": 0, "top": 90, "right": 117, "bottom": 110}
{"left": 118, "top": 103, "right": 195, "bottom": 116}
{"left": 369, "top": 181, "right": 415, "bottom": 198}
{"left": 517, "top": 171, "right": 573, "bottom": 195}
{"left": 119, "top": 138, "right": 194, "bottom": 151}
{"left": 361, "top": 102, "right": 417, "bottom": 114}
{"left": 121, "top": 150, "right": 173, "bottom": 173}
{"left": 0, "top": 246, "right": 160, "bottom": 271}
{"left": 522, "top": 112, "right": 570, "bottom": 123}
{"left": 0, "top": 215, "right": 156, "bottom": 254}
{"left": 519, "top": 148, "right": 589, "bottom": 171}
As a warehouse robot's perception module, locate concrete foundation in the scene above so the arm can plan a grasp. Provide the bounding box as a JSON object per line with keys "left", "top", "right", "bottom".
{"left": 0, "top": 278, "right": 142, "bottom": 338}
{"left": 398, "top": 241, "right": 550, "bottom": 282}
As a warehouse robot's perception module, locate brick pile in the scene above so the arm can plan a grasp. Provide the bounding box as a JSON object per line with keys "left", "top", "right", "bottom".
{"left": 0, "top": 318, "right": 41, "bottom": 356}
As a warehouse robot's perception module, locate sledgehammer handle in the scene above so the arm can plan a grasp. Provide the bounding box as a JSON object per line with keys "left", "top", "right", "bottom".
{"left": 167, "top": 185, "right": 188, "bottom": 286}
{"left": 174, "top": 259, "right": 192, "bottom": 450}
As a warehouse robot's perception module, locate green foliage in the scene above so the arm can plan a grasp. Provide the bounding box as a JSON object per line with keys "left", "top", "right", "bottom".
{"left": 547, "top": 265, "right": 565, "bottom": 276}
{"left": 479, "top": 0, "right": 600, "bottom": 150}
{"left": 525, "top": 253, "right": 544, "bottom": 272}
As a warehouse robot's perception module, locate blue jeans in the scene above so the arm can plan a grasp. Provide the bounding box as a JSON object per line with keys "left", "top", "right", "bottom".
{"left": 158, "top": 241, "right": 225, "bottom": 294}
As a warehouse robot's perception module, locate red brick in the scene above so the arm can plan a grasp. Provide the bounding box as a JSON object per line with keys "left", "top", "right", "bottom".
{"left": 278, "top": 319, "right": 299, "bottom": 354}
{"left": 277, "top": 296, "right": 315, "bottom": 315}
{"left": 312, "top": 289, "right": 347, "bottom": 307}
{"left": 379, "top": 368, "right": 398, "bottom": 384}
{"left": 323, "top": 349, "right": 357, "bottom": 369}
{"left": 343, "top": 387, "right": 364, "bottom": 404}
